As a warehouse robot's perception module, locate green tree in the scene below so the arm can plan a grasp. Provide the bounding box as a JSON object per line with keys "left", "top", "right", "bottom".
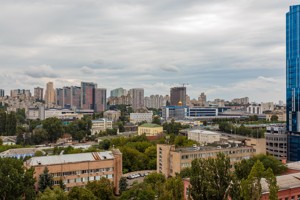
{"left": 144, "top": 173, "right": 166, "bottom": 198}
{"left": 100, "top": 139, "right": 111, "bottom": 150}
{"left": 73, "top": 130, "right": 85, "bottom": 142}
{"left": 68, "top": 187, "right": 97, "bottom": 200}
{"left": 0, "top": 157, "right": 36, "bottom": 200}
{"left": 37, "top": 186, "right": 67, "bottom": 200}
{"left": 42, "top": 117, "right": 64, "bottom": 142}
{"left": 190, "top": 153, "right": 231, "bottom": 200}
{"left": 86, "top": 177, "right": 115, "bottom": 200}
{"left": 270, "top": 115, "right": 278, "bottom": 122}
{"left": 152, "top": 116, "right": 161, "bottom": 125}
{"left": 32, "top": 128, "right": 49, "bottom": 144}
{"left": 120, "top": 183, "right": 155, "bottom": 200}
{"left": 0, "top": 110, "right": 6, "bottom": 134}
{"left": 119, "top": 177, "right": 128, "bottom": 193}
{"left": 38, "top": 167, "right": 54, "bottom": 192}
{"left": 160, "top": 176, "right": 184, "bottom": 200}
{"left": 5, "top": 112, "right": 17, "bottom": 135}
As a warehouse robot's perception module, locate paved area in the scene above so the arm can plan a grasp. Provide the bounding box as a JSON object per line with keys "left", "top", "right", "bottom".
{"left": 123, "top": 170, "right": 155, "bottom": 186}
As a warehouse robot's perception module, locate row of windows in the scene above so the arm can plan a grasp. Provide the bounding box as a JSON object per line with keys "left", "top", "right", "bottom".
{"left": 51, "top": 168, "right": 113, "bottom": 177}
{"left": 279, "top": 195, "right": 300, "bottom": 200}
{"left": 53, "top": 174, "right": 114, "bottom": 185}
{"left": 181, "top": 149, "right": 255, "bottom": 160}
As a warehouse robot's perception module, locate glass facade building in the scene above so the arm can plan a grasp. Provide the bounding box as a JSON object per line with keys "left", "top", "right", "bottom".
{"left": 287, "top": 5, "right": 300, "bottom": 161}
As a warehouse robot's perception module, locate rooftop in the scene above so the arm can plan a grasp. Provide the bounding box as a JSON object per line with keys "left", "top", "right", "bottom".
{"left": 26, "top": 151, "right": 115, "bottom": 167}
{"left": 188, "top": 129, "right": 220, "bottom": 135}
{"left": 139, "top": 123, "right": 162, "bottom": 128}
{"left": 261, "top": 172, "right": 300, "bottom": 194}
{"left": 0, "top": 148, "right": 41, "bottom": 157}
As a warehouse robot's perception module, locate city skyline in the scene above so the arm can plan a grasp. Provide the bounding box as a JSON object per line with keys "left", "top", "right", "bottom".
{"left": 0, "top": 1, "right": 295, "bottom": 102}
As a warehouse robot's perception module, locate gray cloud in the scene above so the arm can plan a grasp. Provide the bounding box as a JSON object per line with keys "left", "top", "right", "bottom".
{"left": 0, "top": 0, "right": 295, "bottom": 102}
{"left": 24, "top": 65, "right": 60, "bottom": 78}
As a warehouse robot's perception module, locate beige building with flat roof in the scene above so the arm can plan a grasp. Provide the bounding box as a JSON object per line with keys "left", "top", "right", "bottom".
{"left": 24, "top": 150, "right": 122, "bottom": 194}
{"left": 157, "top": 144, "right": 256, "bottom": 177}
{"left": 188, "top": 130, "right": 221, "bottom": 144}
{"left": 138, "top": 123, "right": 163, "bottom": 136}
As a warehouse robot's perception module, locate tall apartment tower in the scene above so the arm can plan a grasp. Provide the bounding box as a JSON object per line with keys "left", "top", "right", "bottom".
{"left": 81, "top": 82, "right": 97, "bottom": 110}
{"left": 56, "top": 88, "right": 64, "bottom": 107}
{"left": 129, "top": 88, "right": 144, "bottom": 110}
{"left": 34, "top": 87, "right": 43, "bottom": 101}
{"left": 0, "top": 89, "right": 5, "bottom": 97}
{"left": 71, "top": 86, "right": 81, "bottom": 109}
{"left": 110, "top": 88, "right": 127, "bottom": 97}
{"left": 170, "top": 87, "right": 186, "bottom": 106}
{"left": 44, "top": 82, "right": 56, "bottom": 106}
{"left": 94, "top": 88, "right": 107, "bottom": 112}
{"left": 287, "top": 5, "right": 300, "bottom": 161}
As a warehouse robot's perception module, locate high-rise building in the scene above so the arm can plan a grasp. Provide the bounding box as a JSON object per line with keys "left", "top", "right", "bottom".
{"left": 129, "top": 88, "right": 144, "bottom": 110}
{"left": 63, "top": 87, "right": 72, "bottom": 108}
{"left": 56, "top": 88, "right": 64, "bottom": 107}
{"left": 110, "top": 88, "right": 127, "bottom": 98}
{"left": 170, "top": 87, "right": 186, "bottom": 106}
{"left": 94, "top": 88, "right": 107, "bottom": 112}
{"left": 10, "top": 89, "right": 31, "bottom": 98}
{"left": 71, "top": 86, "right": 81, "bottom": 109}
{"left": 287, "top": 5, "right": 300, "bottom": 161}
{"left": 34, "top": 87, "right": 43, "bottom": 101}
{"left": 44, "top": 82, "right": 56, "bottom": 106}
{"left": 198, "top": 92, "right": 207, "bottom": 107}
{"left": 0, "top": 89, "right": 5, "bottom": 97}
{"left": 81, "top": 82, "right": 97, "bottom": 110}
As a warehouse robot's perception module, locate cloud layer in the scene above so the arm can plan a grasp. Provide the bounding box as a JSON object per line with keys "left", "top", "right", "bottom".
{"left": 0, "top": 0, "right": 294, "bottom": 102}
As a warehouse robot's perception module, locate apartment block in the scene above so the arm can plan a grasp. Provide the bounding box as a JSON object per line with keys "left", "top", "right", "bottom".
{"left": 34, "top": 87, "right": 44, "bottom": 101}
{"left": 24, "top": 150, "right": 122, "bottom": 194}
{"left": 91, "top": 118, "right": 113, "bottom": 135}
{"left": 157, "top": 144, "right": 256, "bottom": 177}
{"left": 0, "top": 89, "right": 4, "bottom": 97}
{"left": 266, "top": 125, "right": 287, "bottom": 162}
{"left": 130, "top": 112, "right": 153, "bottom": 124}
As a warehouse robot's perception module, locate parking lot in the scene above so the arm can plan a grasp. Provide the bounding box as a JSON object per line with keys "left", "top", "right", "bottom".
{"left": 123, "top": 170, "right": 155, "bottom": 187}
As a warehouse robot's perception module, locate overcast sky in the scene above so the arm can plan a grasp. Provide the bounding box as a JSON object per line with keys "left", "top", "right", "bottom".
{"left": 0, "top": 0, "right": 298, "bottom": 102}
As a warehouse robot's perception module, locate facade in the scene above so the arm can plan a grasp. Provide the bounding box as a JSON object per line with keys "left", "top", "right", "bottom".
{"left": 162, "top": 106, "right": 188, "bottom": 120}
{"left": 45, "top": 82, "right": 56, "bottom": 106}
{"left": 110, "top": 88, "right": 127, "bottom": 98}
{"left": 198, "top": 92, "right": 207, "bottom": 107}
{"left": 63, "top": 87, "right": 72, "bottom": 108}
{"left": 266, "top": 125, "right": 287, "bottom": 162}
{"left": 144, "top": 95, "right": 165, "bottom": 109}
{"left": 71, "top": 86, "right": 81, "bottom": 109}
{"left": 56, "top": 88, "right": 64, "bottom": 107}
{"left": 138, "top": 123, "right": 163, "bottom": 137}
{"left": 170, "top": 87, "right": 186, "bottom": 106}
{"left": 0, "top": 89, "right": 4, "bottom": 97}
{"left": 129, "top": 88, "right": 144, "bottom": 110}
{"left": 103, "top": 110, "right": 121, "bottom": 122}
{"left": 94, "top": 88, "right": 107, "bottom": 112}
{"left": 157, "top": 144, "right": 256, "bottom": 177}
{"left": 287, "top": 5, "right": 300, "bottom": 161}
{"left": 34, "top": 87, "right": 43, "bottom": 101}
{"left": 231, "top": 97, "right": 249, "bottom": 105}
{"left": 10, "top": 89, "right": 31, "bottom": 98}
{"left": 187, "top": 107, "right": 218, "bottom": 118}
{"left": 81, "top": 82, "right": 97, "bottom": 110}
{"left": 188, "top": 130, "right": 221, "bottom": 144}
{"left": 130, "top": 112, "right": 153, "bottom": 124}
{"left": 246, "top": 104, "right": 262, "bottom": 114}
{"left": 24, "top": 150, "right": 122, "bottom": 193}
{"left": 91, "top": 118, "right": 113, "bottom": 135}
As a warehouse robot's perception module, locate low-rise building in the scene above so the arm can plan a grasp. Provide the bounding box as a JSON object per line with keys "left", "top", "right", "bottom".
{"left": 138, "top": 123, "right": 163, "bottom": 137}
{"left": 104, "top": 110, "right": 121, "bottom": 122}
{"left": 188, "top": 130, "right": 221, "bottom": 144}
{"left": 0, "top": 148, "right": 44, "bottom": 159}
{"left": 24, "top": 150, "right": 122, "bottom": 193}
{"left": 0, "top": 136, "right": 16, "bottom": 145}
{"left": 265, "top": 125, "right": 287, "bottom": 162}
{"left": 130, "top": 112, "right": 153, "bottom": 124}
{"left": 157, "top": 144, "right": 256, "bottom": 177}
{"left": 91, "top": 118, "right": 113, "bottom": 135}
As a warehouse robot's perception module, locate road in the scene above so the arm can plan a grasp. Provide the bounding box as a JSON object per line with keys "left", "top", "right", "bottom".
{"left": 123, "top": 170, "right": 156, "bottom": 187}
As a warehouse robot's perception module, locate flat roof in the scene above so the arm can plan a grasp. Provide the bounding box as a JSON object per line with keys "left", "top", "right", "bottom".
{"left": 139, "top": 123, "right": 162, "bottom": 128}
{"left": 0, "top": 148, "right": 40, "bottom": 157}
{"left": 26, "top": 151, "right": 115, "bottom": 167}
{"left": 188, "top": 129, "right": 220, "bottom": 135}
{"left": 262, "top": 172, "right": 300, "bottom": 194}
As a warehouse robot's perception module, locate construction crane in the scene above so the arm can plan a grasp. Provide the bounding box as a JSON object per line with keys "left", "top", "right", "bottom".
{"left": 182, "top": 83, "right": 189, "bottom": 88}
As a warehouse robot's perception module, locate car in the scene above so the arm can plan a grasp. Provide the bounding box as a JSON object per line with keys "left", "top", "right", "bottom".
{"left": 139, "top": 173, "right": 145, "bottom": 177}
{"left": 144, "top": 172, "right": 149, "bottom": 176}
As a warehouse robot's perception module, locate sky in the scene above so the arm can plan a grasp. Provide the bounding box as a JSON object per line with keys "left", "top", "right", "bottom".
{"left": 0, "top": 0, "right": 298, "bottom": 103}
